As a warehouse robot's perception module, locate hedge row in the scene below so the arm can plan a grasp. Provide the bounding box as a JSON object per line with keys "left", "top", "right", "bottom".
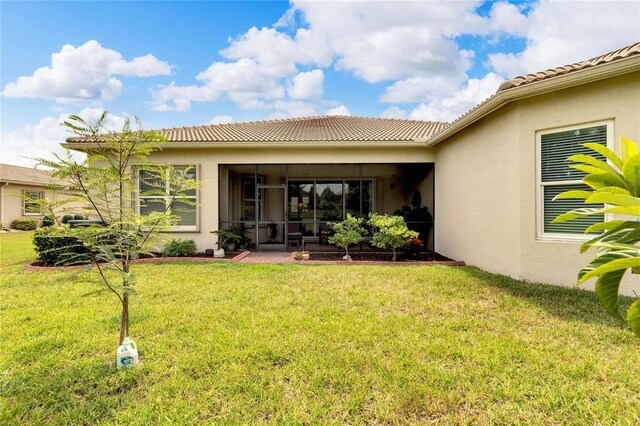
{"left": 11, "top": 218, "right": 39, "bottom": 231}
{"left": 32, "top": 227, "right": 117, "bottom": 266}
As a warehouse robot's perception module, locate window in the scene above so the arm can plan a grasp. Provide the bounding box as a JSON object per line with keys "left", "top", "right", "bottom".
{"left": 538, "top": 123, "right": 610, "bottom": 238}
{"left": 287, "top": 179, "right": 374, "bottom": 236}
{"left": 23, "top": 191, "right": 43, "bottom": 215}
{"left": 138, "top": 166, "right": 197, "bottom": 230}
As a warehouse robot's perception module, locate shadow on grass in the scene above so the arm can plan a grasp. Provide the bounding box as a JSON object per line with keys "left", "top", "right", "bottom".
{"left": 2, "top": 355, "right": 145, "bottom": 424}
{"left": 458, "top": 266, "right": 633, "bottom": 330}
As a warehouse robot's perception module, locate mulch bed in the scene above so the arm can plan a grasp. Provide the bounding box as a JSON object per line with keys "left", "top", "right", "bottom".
{"left": 24, "top": 250, "right": 465, "bottom": 270}
{"left": 292, "top": 251, "right": 465, "bottom": 266}
{"left": 309, "top": 252, "right": 453, "bottom": 262}
{"left": 24, "top": 252, "right": 246, "bottom": 270}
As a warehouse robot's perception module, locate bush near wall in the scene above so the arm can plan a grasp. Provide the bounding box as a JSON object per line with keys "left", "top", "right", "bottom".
{"left": 162, "top": 239, "right": 197, "bottom": 257}
{"left": 42, "top": 215, "right": 55, "bottom": 227}
{"left": 32, "top": 227, "right": 117, "bottom": 266}
{"left": 33, "top": 227, "right": 90, "bottom": 266}
{"left": 11, "top": 218, "right": 39, "bottom": 231}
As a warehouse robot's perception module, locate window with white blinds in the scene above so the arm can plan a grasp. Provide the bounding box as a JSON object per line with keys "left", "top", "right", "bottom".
{"left": 539, "top": 124, "right": 608, "bottom": 237}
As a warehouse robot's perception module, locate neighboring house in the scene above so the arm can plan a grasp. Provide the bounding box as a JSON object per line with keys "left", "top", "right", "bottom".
{"left": 0, "top": 163, "right": 59, "bottom": 227}
{"left": 63, "top": 42, "right": 640, "bottom": 294}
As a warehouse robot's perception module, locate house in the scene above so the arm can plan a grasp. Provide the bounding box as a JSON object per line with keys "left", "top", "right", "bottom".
{"left": 63, "top": 42, "right": 640, "bottom": 294}
{"left": 0, "top": 163, "right": 61, "bottom": 228}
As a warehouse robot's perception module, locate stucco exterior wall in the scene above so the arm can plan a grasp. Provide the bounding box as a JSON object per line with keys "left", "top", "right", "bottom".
{"left": 0, "top": 183, "right": 78, "bottom": 228}
{"left": 435, "top": 72, "right": 640, "bottom": 295}
{"left": 434, "top": 103, "right": 522, "bottom": 277}
{"left": 146, "top": 146, "right": 435, "bottom": 251}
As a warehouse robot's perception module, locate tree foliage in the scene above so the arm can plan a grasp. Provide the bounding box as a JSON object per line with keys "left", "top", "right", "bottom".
{"left": 31, "top": 112, "right": 201, "bottom": 349}
{"left": 552, "top": 136, "right": 640, "bottom": 337}
{"left": 328, "top": 214, "right": 368, "bottom": 260}
{"left": 368, "top": 213, "right": 418, "bottom": 261}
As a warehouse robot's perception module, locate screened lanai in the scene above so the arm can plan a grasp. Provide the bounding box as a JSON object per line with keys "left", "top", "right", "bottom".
{"left": 219, "top": 163, "right": 434, "bottom": 252}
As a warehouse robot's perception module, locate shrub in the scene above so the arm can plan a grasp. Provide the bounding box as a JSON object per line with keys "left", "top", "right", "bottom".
{"left": 42, "top": 215, "right": 55, "bottom": 227}
{"left": 11, "top": 218, "right": 39, "bottom": 231}
{"left": 162, "top": 239, "right": 197, "bottom": 257}
{"left": 328, "top": 214, "right": 368, "bottom": 261}
{"left": 33, "top": 227, "right": 90, "bottom": 265}
{"left": 61, "top": 215, "right": 74, "bottom": 224}
{"left": 73, "top": 214, "right": 85, "bottom": 220}
{"left": 368, "top": 213, "right": 419, "bottom": 261}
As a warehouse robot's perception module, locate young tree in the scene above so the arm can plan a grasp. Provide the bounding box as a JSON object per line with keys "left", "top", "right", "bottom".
{"left": 552, "top": 136, "right": 640, "bottom": 337}
{"left": 328, "top": 214, "right": 368, "bottom": 261}
{"left": 368, "top": 213, "right": 418, "bottom": 261}
{"left": 33, "top": 112, "right": 201, "bottom": 354}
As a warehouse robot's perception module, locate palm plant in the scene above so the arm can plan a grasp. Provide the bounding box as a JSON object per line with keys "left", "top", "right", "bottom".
{"left": 552, "top": 136, "right": 640, "bottom": 336}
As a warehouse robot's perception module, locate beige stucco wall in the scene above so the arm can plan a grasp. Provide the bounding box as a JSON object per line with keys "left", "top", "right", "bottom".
{"left": 0, "top": 183, "right": 76, "bottom": 228}
{"left": 435, "top": 72, "right": 640, "bottom": 295}
{"left": 146, "top": 146, "right": 436, "bottom": 251}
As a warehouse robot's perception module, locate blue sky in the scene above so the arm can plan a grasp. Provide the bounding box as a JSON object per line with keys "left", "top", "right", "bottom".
{"left": 2, "top": 0, "right": 639, "bottom": 166}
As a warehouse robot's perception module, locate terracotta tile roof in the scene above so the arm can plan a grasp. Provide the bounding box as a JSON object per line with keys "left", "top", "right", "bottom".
{"left": 498, "top": 41, "right": 640, "bottom": 91}
{"left": 67, "top": 115, "right": 448, "bottom": 144}
{"left": 0, "top": 163, "right": 54, "bottom": 186}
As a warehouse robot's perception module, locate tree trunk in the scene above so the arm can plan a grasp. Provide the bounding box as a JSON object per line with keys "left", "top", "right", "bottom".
{"left": 392, "top": 247, "right": 396, "bottom": 261}
{"left": 119, "top": 296, "right": 129, "bottom": 345}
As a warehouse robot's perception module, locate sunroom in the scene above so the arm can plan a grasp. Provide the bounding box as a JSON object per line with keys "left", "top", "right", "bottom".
{"left": 219, "top": 162, "right": 435, "bottom": 252}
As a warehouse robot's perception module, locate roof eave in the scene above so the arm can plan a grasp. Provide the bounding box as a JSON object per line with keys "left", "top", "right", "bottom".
{"left": 420, "top": 54, "right": 640, "bottom": 147}
{"left": 0, "top": 179, "right": 52, "bottom": 186}
{"left": 62, "top": 140, "right": 434, "bottom": 151}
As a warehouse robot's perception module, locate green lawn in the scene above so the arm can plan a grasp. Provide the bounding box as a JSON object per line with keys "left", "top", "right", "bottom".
{"left": 1, "top": 232, "right": 639, "bottom": 424}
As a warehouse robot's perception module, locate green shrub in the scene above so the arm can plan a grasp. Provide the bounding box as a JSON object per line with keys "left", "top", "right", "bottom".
{"left": 61, "top": 215, "right": 74, "bottom": 224}
{"left": 368, "top": 213, "right": 419, "bottom": 261}
{"left": 42, "top": 215, "right": 55, "bottom": 227}
{"left": 33, "top": 227, "right": 90, "bottom": 265}
{"left": 33, "top": 226, "right": 118, "bottom": 266}
{"left": 11, "top": 218, "right": 39, "bottom": 231}
{"left": 73, "top": 214, "right": 85, "bottom": 220}
{"left": 328, "top": 214, "right": 368, "bottom": 261}
{"left": 162, "top": 239, "right": 197, "bottom": 257}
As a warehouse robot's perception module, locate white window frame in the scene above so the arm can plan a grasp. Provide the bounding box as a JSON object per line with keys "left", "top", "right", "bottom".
{"left": 536, "top": 120, "right": 614, "bottom": 242}
{"left": 137, "top": 165, "right": 199, "bottom": 232}
{"left": 23, "top": 190, "right": 44, "bottom": 216}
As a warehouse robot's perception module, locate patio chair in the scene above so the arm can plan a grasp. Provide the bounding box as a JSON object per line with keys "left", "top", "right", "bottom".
{"left": 287, "top": 223, "right": 303, "bottom": 248}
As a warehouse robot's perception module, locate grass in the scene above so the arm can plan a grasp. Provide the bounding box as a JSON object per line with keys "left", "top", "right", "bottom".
{"left": 1, "top": 231, "right": 639, "bottom": 424}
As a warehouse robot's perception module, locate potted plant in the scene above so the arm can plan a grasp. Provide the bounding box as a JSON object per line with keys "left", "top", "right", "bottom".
{"left": 294, "top": 240, "right": 310, "bottom": 260}
{"left": 228, "top": 225, "right": 249, "bottom": 251}
{"left": 210, "top": 229, "right": 242, "bottom": 258}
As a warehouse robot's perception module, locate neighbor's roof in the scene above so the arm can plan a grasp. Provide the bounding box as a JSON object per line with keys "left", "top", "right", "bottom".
{"left": 498, "top": 42, "right": 640, "bottom": 91}
{"left": 0, "top": 163, "right": 54, "bottom": 186}
{"left": 66, "top": 115, "right": 448, "bottom": 144}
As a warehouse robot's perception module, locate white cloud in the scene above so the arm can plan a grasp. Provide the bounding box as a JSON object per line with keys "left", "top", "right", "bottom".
{"left": 488, "top": 2, "right": 528, "bottom": 36}
{"left": 151, "top": 1, "right": 507, "bottom": 113}
{"left": 152, "top": 26, "right": 331, "bottom": 112}
{"left": 325, "top": 105, "right": 350, "bottom": 116}
{"left": 287, "top": 69, "right": 324, "bottom": 100}
{"left": 271, "top": 100, "right": 319, "bottom": 118}
{"left": 489, "top": 1, "right": 640, "bottom": 78}
{"left": 1, "top": 108, "right": 126, "bottom": 168}
{"left": 149, "top": 0, "right": 639, "bottom": 122}
{"left": 2, "top": 40, "right": 172, "bottom": 104}
{"left": 210, "top": 115, "right": 233, "bottom": 125}
{"left": 380, "top": 106, "right": 408, "bottom": 119}
{"left": 408, "top": 73, "right": 504, "bottom": 122}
